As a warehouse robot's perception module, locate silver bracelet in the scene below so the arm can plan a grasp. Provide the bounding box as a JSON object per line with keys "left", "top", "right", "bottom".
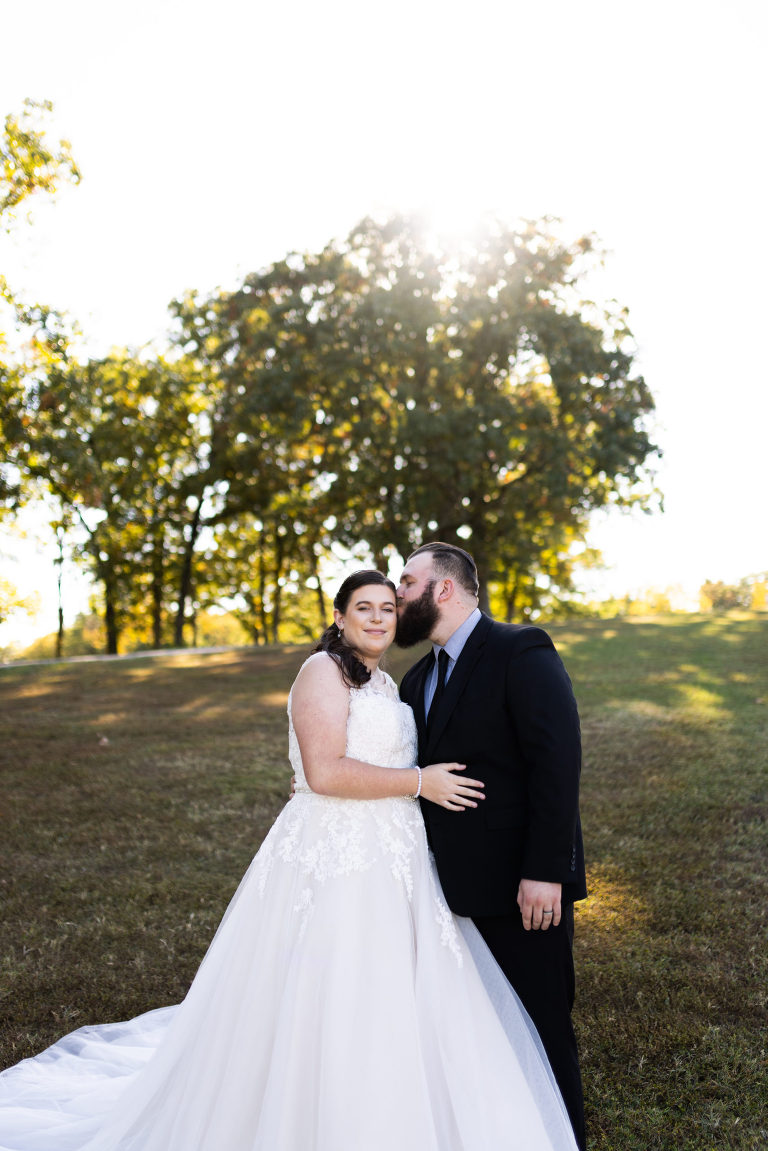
{"left": 413, "top": 766, "right": 422, "bottom": 799}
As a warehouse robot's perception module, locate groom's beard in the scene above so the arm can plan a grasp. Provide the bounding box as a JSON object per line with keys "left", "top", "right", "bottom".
{"left": 395, "top": 580, "right": 439, "bottom": 647}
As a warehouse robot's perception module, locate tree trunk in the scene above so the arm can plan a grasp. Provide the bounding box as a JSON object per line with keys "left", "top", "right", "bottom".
{"left": 151, "top": 531, "right": 164, "bottom": 649}
{"left": 173, "top": 497, "right": 203, "bottom": 647}
{"left": 505, "top": 577, "right": 519, "bottom": 623}
{"left": 309, "top": 547, "right": 327, "bottom": 627}
{"left": 272, "top": 586, "right": 282, "bottom": 644}
{"left": 242, "top": 593, "right": 260, "bottom": 645}
{"left": 104, "top": 572, "right": 119, "bottom": 655}
{"left": 55, "top": 529, "right": 65, "bottom": 659}
{"left": 315, "top": 582, "right": 326, "bottom": 625}
{"left": 56, "top": 600, "right": 64, "bottom": 659}
{"left": 258, "top": 553, "right": 268, "bottom": 642}
{"left": 271, "top": 536, "right": 286, "bottom": 644}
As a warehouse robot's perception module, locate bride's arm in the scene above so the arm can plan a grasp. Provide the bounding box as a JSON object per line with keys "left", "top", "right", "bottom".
{"left": 291, "top": 656, "right": 485, "bottom": 809}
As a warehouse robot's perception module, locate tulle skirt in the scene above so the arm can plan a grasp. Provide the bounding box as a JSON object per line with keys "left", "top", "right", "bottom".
{"left": 0, "top": 794, "right": 577, "bottom": 1150}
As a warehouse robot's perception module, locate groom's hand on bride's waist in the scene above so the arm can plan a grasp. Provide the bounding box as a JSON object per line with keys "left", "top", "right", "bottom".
{"left": 421, "top": 763, "right": 485, "bottom": 811}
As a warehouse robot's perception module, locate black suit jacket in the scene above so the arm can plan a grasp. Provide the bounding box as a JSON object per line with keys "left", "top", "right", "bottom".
{"left": 400, "top": 614, "right": 586, "bottom": 917}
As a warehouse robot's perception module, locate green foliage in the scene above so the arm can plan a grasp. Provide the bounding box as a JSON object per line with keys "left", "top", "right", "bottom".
{"left": 699, "top": 578, "right": 757, "bottom": 612}
{"left": 4, "top": 210, "right": 659, "bottom": 651}
{"left": 2, "top": 322, "right": 219, "bottom": 652}
{"left": 1, "top": 98, "right": 80, "bottom": 512}
{"left": 13, "top": 610, "right": 250, "bottom": 661}
{"left": 193, "top": 610, "right": 249, "bottom": 648}
{"left": 197, "top": 517, "right": 326, "bottom": 645}
{"left": 177, "top": 215, "right": 659, "bottom": 608}
{"left": 0, "top": 97, "right": 659, "bottom": 652}
{"left": 1, "top": 99, "right": 80, "bottom": 224}
{"left": 14, "top": 611, "right": 104, "bottom": 660}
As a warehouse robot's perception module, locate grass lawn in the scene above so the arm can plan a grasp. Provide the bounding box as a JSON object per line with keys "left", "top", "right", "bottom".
{"left": 1, "top": 614, "right": 766, "bottom": 1149}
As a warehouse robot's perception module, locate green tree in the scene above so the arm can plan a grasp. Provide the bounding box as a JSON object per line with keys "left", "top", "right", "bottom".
{"left": 1, "top": 97, "right": 82, "bottom": 501}
{"left": 700, "top": 579, "right": 753, "bottom": 612}
{"left": 1, "top": 99, "right": 81, "bottom": 519}
{"left": 198, "top": 512, "right": 329, "bottom": 645}
{"left": 169, "top": 245, "right": 362, "bottom": 638}
{"left": 332, "top": 216, "right": 658, "bottom": 605}
{"left": 2, "top": 314, "right": 218, "bottom": 653}
{"left": 182, "top": 215, "right": 658, "bottom": 607}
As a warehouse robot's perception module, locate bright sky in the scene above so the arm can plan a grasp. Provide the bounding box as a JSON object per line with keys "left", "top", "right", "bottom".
{"left": 1, "top": 0, "right": 766, "bottom": 645}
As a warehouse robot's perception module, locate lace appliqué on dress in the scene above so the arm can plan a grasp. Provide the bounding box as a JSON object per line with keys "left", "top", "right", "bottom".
{"left": 250, "top": 658, "right": 463, "bottom": 962}
{"left": 428, "top": 859, "right": 463, "bottom": 966}
{"left": 293, "top": 888, "right": 314, "bottom": 939}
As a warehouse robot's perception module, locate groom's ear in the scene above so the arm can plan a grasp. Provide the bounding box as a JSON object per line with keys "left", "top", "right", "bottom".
{"left": 436, "top": 578, "right": 454, "bottom": 602}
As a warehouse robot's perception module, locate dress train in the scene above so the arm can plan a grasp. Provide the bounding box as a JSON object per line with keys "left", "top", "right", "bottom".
{"left": 0, "top": 660, "right": 577, "bottom": 1150}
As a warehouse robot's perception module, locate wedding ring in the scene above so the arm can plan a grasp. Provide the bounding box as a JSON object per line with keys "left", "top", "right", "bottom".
{"left": 542, "top": 910, "right": 554, "bottom": 915}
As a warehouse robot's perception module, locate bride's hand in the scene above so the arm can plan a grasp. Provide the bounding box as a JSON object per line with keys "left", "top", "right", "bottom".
{"left": 420, "top": 763, "right": 485, "bottom": 811}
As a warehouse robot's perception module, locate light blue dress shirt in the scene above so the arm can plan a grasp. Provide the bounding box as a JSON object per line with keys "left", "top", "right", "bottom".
{"left": 423, "top": 607, "right": 482, "bottom": 715}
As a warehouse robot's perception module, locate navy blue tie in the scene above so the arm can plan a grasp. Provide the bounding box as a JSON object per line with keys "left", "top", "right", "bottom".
{"left": 427, "top": 649, "right": 450, "bottom": 728}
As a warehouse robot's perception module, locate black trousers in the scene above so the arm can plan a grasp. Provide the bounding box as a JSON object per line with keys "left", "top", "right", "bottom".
{"left": 472, "top": 903, "right": 586, "bottom": 1151}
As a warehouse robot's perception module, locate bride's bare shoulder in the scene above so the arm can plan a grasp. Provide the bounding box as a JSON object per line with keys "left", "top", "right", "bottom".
{"left": 290, "top": 652, "right": 351, "bottom": 732}
{"left": 291, "top": 651, "right": 347, "bottom": 697}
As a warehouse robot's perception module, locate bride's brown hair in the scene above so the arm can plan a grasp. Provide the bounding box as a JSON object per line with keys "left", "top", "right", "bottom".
{"left": 313, "top": 570, "right": 397, "bottom": 688}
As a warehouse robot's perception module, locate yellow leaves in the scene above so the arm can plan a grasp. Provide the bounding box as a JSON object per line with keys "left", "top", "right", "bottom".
{"left": 498, "top": 462, "right": 527, "bottom": 486}
{"left": 0, "top": 575, "right": 40, "bottom": 625}
{"left": 750, "top": 580, "right": 767, "bottom": 612}
{"left": 1, "top": 99, "right": 81, "bottom": 223}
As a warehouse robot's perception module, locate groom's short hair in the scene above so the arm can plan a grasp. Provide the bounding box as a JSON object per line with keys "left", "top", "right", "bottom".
{"left": 408, "top": 542, "right": 480, "bottom": 599}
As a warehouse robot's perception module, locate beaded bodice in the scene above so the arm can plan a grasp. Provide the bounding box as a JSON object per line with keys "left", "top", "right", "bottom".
{"left": 247, "top": 653, "right": 462, "bottom": 961}
{"left": 287, "top": 654, "right": 418, "bottom": 790}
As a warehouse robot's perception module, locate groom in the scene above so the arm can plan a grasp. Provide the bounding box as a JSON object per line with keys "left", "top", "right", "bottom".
{"left": 396, "top": 542, "right": 587, "bottom": 1150}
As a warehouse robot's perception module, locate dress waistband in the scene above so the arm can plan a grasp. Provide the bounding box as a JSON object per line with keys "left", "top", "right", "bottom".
{"left": 293, "top": 784, "right": 417, "bottom": 801}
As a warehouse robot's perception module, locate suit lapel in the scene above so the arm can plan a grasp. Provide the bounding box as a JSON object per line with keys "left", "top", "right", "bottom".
{"left": 414, "top": 659, "right": 430, "bottom": 739}
{"left": 425, "top": 614, "right": 492, "bottom": 758}
{"left": 404, "top": 654, "right": 432, "bottom": 762}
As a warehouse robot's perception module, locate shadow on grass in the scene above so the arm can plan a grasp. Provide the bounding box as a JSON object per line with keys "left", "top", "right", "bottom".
{"left": 1, "top": 621, "right": 766, "bottom": 1148}
{"left": 549, "top": 616, "right": 768, "bottom": 1149}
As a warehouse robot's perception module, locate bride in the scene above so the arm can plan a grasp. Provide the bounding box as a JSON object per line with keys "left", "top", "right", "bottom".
{"left": 0, "top": 571, "right": 578, "bottom": 1151}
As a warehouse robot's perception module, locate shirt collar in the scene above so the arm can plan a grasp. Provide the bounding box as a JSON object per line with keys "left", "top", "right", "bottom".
{"left": 432, "top": 607, "right": 482, "bottom": 665}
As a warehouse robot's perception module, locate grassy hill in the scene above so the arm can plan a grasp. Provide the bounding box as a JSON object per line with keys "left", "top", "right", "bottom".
{"left": 1, "top": 615, "right": 766, "bottom": 1149}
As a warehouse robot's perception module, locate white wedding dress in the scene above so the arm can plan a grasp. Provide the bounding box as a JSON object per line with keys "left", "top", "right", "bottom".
{"left": 0, "top": 656, "right": 577, "bottom": 1150}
